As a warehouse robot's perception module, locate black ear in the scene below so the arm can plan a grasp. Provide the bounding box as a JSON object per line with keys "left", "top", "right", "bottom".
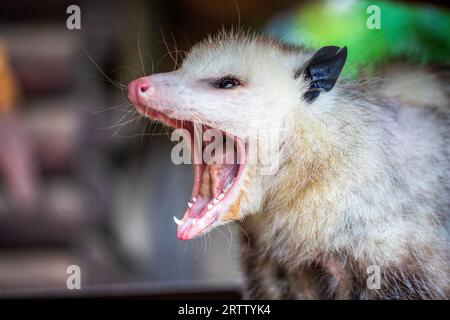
{"left": 302, "top": 46, "right": 347, "bottom": 102}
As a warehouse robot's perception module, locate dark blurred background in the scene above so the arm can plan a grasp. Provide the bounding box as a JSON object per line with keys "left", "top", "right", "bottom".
{"left": 0, "top": 0, "right": 448, "bottom": 298}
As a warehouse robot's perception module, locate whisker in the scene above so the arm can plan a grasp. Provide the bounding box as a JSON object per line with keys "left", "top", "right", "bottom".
{"left": 235, "top": 222, "right": 251, "bottom": 251}
{"left": 87, "top": 74, "right": 128, "bottom": 90}
{"left": 234, "top": 0, "right": 241, "bottom": 32}
{"left": 91, "top": 101, "right": 134, "bottom": 114}
{"left": 84, "top": 49, "right": 128, "bottom": 90}
{"left": 170, "top": 32, "right": 183, "bottom": 71}
{"left": 111, "top": 115, "right": 141, "bottom": 137}
{"left": 91, "top": 113, "right": 140, "bottom": 131}
{"left": 145, "top": 52, "right": 156, "bottom": 74}
{"left": 137, "top": 30, "right": 147, "bottom": 76}
{"left": 159, "top": 26, "right": 178, "bottom": 68}
{"left": 227, "top": 224, "right": 234, "bottom": 257}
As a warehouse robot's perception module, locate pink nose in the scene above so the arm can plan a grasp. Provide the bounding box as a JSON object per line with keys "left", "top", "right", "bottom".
{"left": 128, "top": 78, "right": 151, "bottom": 105}
{"left": 136, "top": 79, "right": 149, "bottom": 93}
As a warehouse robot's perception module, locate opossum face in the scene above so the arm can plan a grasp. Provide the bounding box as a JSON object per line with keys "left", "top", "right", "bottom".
{"left": 128, "top": 34, "right": 347, "bottom": 240}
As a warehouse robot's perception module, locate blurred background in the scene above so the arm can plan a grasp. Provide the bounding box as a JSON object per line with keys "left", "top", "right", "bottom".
{"left": 0, "top": 0, "right": 448, "bottom": 298}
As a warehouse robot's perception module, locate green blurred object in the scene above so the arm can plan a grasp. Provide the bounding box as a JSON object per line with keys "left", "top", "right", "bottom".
{"left": 269, "top": 0, "right": 450, "bottom": 78}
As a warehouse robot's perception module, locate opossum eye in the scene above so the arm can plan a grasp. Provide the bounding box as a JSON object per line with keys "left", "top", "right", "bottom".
{"left": 213, "top": 77, "right": 240, "bottom": 89}
{"left": 302, "top": 46, "right": 347, "bottom": 102}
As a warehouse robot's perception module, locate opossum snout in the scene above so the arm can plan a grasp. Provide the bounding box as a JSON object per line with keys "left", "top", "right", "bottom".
{"left": 128, "top": 77, "right": 154, "bottom": 106}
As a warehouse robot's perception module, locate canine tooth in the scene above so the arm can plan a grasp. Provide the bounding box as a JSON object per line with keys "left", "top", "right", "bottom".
{"left": 173, "top": 216, "right": 183, "bottom": 226}
{"left": 192, "top": 197, "right": 197, "bottom": 202}
{"left": 207, "top": 204, "right": 214, "bottom": 210}
{"left": 187, "top": 202, "right": 193, "bottom": 208}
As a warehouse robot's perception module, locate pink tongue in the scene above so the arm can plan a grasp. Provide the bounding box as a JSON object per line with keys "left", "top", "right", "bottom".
{"left": 189, "top": 138, "right": 239, "bottom": 218}
{"left": 209, "top": 145, "right": 238, "bottom": 196}
{"left": 209, "top": 163, "right": 236, "bottom": 198}
{"left": 189, "top": 163, "right": 236, "bottom": 218}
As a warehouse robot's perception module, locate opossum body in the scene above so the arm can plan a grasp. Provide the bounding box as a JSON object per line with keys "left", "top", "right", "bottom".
{"left": 128, "top": 32, "right": 450, "bottom": 299}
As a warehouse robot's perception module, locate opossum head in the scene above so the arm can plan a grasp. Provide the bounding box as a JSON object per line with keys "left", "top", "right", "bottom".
{"left": 128, "top": 32, "right": 347, "bottom": 240}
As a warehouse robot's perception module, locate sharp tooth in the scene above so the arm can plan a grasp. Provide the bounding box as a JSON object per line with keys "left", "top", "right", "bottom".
{"left": 213, "top": 198, "right": 219, "bottom": 204}
{"left": 207, "top": 204, "right": 214, "bottom": 210}
{"left": 218, "top": 193, "right": 225, "bottom": 200}
{"left": 173, "top": 216, "right": 183, "bottom": 226}
{"left": 187, "top": 202, "right": 193, "bottom": 208}
{"left": 192, "top": 197, "right": 197, "bottom": 202}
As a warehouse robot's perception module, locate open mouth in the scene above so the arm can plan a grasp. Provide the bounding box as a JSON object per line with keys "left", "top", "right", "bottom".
{"left": 133, "top": 104, "right": 247, "bottom": 240}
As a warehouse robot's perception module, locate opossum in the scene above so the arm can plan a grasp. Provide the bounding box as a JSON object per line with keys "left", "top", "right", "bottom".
{"left": 128, "top": 32, "right": 450, "bottom": 299}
